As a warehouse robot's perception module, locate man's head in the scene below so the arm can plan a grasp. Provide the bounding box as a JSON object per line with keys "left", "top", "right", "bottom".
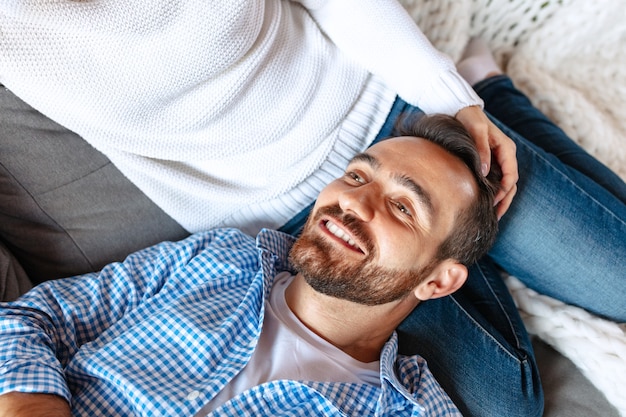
{"left": 289, "top": 114, "right": 501, "bottom": 306}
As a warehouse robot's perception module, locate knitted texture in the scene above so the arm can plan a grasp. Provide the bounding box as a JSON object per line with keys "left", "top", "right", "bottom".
{"left": 399, "top": 1, "right": 626, "bottom": 414}
{"left": 507, "top": 276, "right": 626, "bottom": 415}
{"left": 0, "top": 0, "right": 481, "bottom": 236}
{"left": 0, "top": 0, "right": 382, "bottom": 234}
{"left": 400, "top": 0, "right": 626, "bottom": 181}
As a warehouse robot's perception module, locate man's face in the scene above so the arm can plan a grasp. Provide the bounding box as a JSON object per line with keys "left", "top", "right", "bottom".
{"left": 289, "top": 136, "right": 478, "bottom": 305}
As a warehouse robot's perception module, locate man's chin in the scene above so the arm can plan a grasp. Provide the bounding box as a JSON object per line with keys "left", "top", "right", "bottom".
{"left": 290, "top": 227, "right": 416, "bottom": 306}
{"left": 289, "top": 234, "right": 329, "bottom": 275}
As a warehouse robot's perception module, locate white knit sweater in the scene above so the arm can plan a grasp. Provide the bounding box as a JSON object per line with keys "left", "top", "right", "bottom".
{"left": 0, "top": 0, "right": 481, "bottom": 234}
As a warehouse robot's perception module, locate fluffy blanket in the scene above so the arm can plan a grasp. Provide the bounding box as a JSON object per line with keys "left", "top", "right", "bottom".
{"left": 398, "top": 0, "right": 626, "bottom": 414}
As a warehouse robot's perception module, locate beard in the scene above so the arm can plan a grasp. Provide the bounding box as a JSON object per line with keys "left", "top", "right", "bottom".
{"left": 289, "top": 205, "right": 428, "bottom": 306}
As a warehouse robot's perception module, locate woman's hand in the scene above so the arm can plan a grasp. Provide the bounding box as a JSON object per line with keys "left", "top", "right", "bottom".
{"left": 455, "top": 105, "right": 518, "bottom": 219}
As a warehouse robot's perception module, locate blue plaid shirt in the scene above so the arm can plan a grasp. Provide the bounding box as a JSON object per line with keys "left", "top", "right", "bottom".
{"left": 0, "top": 228, "right": 461, "bottom": 416}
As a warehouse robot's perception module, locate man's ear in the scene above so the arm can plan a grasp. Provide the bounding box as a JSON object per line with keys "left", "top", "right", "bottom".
{"left": 413, "top": 260, "right": 468, "bottom": 301}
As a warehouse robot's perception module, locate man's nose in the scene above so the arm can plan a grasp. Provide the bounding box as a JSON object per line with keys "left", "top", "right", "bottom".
{"left": 338, "top": 184, "right": 378, "bottom": 222}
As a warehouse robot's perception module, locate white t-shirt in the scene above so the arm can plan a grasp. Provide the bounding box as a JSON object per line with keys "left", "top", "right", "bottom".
{"left": 199, "top": 272, "right": 380, "bottom": 414}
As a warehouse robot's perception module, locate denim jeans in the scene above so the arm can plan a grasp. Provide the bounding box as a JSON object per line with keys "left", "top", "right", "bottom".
{"left": 282, "top": 75, "right": 626, "bottom": 417}
{"left": 480, "top": 76, "right": 626, "bottom": 321}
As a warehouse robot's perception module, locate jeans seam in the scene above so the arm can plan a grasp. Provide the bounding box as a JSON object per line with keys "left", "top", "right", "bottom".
{"left": 449, "top": 283, "right": 523, "bottom": 363}
{"left": 475, "top": 261, "right": 523, "bottom": 351}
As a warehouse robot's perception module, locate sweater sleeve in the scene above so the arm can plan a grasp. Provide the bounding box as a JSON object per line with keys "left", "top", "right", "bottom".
{"left": 292, "top": 0, "right": 482, "bottom": 115}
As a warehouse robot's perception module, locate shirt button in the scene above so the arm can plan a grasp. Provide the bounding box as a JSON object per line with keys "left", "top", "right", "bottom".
{"left": 187, "top": 390, "right": 200, "bottom": 401}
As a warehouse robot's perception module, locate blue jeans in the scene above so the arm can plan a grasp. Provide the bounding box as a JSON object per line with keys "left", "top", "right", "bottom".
{"left": 480, "top": 76, "right": 626, "bottom": 320}
{"left": 281, "top": 75, "right": 626, "bottom": 416}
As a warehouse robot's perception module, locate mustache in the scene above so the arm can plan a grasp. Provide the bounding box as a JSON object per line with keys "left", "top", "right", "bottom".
{"left": 313, "top": 205, "right": 374, "bottom": 254}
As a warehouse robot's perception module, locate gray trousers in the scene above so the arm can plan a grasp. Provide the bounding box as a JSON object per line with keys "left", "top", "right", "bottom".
{"left": 0, "top": 85, "right": 189, "bottom": 300}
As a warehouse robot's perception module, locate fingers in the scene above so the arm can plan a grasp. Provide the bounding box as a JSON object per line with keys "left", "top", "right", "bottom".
{"left": 474, "top": 127, "right": 491, "bottom": 177}
{"left": 455, "top": 106, "right": 519, "bottom": 218}
{"left": 495, "top": 183, "right": 516, "bottom": 220}
{"left": 489, "top": 125, "right": 518, "bottom": 205}
{"left": 456, "top": 107, "right": 491, "bottom": 175}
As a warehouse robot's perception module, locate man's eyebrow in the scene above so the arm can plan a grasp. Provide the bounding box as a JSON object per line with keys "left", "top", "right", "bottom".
{"left": 349, "top": 152, "right": 434, "bottom": 220}
{"left": 349, "top": 152, "right": 381, "bottom": 169}
{"left": 394, "top": 173, "right": 434, "bottom": 220}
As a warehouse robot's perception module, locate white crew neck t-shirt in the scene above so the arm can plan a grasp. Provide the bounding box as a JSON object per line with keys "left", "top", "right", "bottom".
{"left": 200, "top": 272, "right": 380, "bottom": 414}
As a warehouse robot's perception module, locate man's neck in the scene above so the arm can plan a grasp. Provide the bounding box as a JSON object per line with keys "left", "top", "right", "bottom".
{"left": 284, "top": 274, "right": 419, "bottom": 363}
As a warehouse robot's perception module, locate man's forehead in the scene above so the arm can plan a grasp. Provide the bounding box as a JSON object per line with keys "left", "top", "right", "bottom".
{"left": 362, "top": 136, "right": 471, "bottom": 173}
{"left": 356, "top": 136, "right": 442, "bottom": 166}
{"left": 353, "top": 135, "right": 479, "bottom": 204}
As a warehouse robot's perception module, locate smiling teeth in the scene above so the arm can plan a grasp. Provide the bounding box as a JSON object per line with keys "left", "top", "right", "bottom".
{"left": 326, "top": 221, "right": 358, "bottom": 248}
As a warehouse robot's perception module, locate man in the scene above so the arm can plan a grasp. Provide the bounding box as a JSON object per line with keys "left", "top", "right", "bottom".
{"left": 0, "top": 115, "right": 502, "bottom": 416}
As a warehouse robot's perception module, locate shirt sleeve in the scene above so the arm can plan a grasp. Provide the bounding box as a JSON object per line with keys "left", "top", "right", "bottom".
{"left": 0, "top": 232, "right": 218, "bottom": 401}
{"left": 291, "top": 0, "right": 483, "bottom": 115}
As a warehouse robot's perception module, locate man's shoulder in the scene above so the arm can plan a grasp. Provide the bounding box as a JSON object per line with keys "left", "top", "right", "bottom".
{"left": 255, "top": 227, "right": 294, "bottom": 253}
{"left": 174, "top": 228, "right": 295, "bottom": 268}
{"left": 187, "top": 228, "right": 294, "bottom": 253}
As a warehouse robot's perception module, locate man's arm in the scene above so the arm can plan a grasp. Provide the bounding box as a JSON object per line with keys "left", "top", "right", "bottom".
{"left": 0, "top": 393, "right": 70, "bottom": 417}
{"left": 0, "top": 234, "right": 215, "bottom": 406}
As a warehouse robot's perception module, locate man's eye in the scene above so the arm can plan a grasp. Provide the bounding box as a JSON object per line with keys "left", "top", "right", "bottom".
{"left": 393, "top": 201, "right": 412, "bottom": 217}
{"left": 347, "top": 172, "right": 364, "bottom": 184}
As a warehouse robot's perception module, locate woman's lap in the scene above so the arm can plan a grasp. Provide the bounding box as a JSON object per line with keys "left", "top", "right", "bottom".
{"left": 478, "top": 77, "right": 626, "bottom": 322}
{"left": 398, "top": 257, "right": 543, "bottom": 417}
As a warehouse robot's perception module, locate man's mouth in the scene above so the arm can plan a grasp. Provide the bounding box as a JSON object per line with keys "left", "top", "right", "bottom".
{"left": 322, "top": 219, "right": 365, "bottom": 254}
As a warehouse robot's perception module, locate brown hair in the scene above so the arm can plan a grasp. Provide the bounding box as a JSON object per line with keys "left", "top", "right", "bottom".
{"left": 392, "top": 113, "right": 502, "bottom": 266}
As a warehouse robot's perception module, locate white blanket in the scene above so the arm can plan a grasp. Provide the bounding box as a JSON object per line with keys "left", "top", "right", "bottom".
{"left": 399, "top": 0, "right": 626, "bottom": 414}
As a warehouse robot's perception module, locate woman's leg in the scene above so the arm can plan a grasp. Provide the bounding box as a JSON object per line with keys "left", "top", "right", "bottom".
{"left": 476, "top": 75, "right": 626, "bottom": 202}
{"left": 398, "top": 39, "right": 626, "bottom": 415}
{"left": 398, "top": 257, "right": 543, "bottom": 417}
{"left": 476, "top": 76, "right": 626, "bottom": 321}
{"left": 457, "top": 38, "right": 626, "bottom": 321}
{"left": 397, "top": 85, "right": 626, "bottom": 411}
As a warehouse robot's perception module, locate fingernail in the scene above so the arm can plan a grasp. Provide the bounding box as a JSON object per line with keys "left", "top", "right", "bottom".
{"left": 481, "top": 163, "right": 489, "bottom": 176}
